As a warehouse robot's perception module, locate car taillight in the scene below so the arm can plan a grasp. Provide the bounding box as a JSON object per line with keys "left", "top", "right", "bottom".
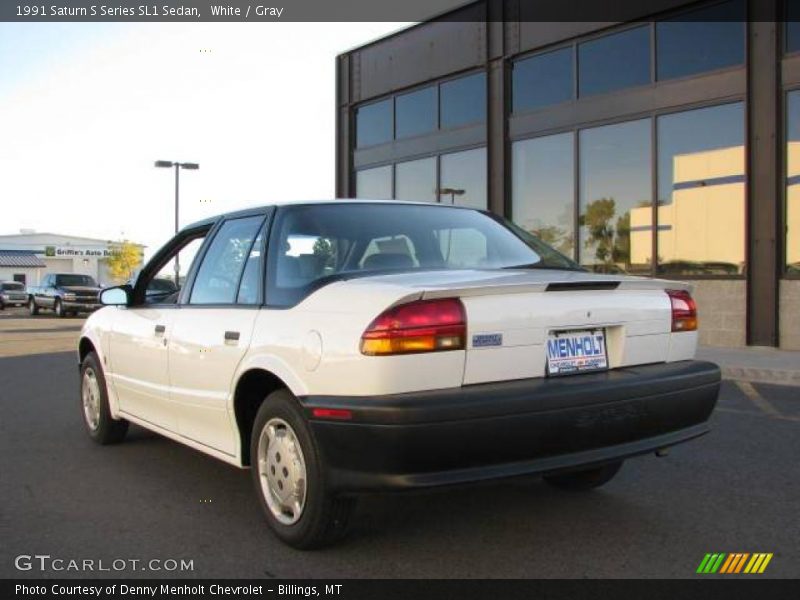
{"left": 360, "top": 298, "right": 466, "bottom": 356}
{"left": 666, "top": 289, "right": 698, "bottom": 332}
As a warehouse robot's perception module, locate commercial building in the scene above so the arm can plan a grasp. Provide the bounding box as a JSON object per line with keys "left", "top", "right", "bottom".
{"left": 0, "top": 232, "right": 144, "bottom": 287}
{"left": 335, "top": 0, "right": 800, "bottom": 349}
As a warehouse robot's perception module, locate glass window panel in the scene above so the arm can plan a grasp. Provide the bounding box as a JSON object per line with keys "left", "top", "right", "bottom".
{"left": 656, "top": 1, "right": 744, "bottom": 81}
{"left": 395, "top": 157, "right": 437, "bottom": 202}
{"left": 786, "top": 92, "right": 800, "bottom": 273}
{"left": 395, "top": 86, "right": 437, "bottom": 139}
{"left": 579, "top": 119, "right": 652, "bottom": 274}
{"left": 440, "top": 72, "right": 486, "bottom": 128}
{"left": 788, "top": 2, "right": 800, "bottom": 54}
{"left": 513, "top": 47, "right": 573, "bottom": 112}
{"left": 790, "top": 23, "right": 800, "bottom": 54}
{"left": 356, "top": 99, "right": 392, "bottom": 147}
{"left": 578, "top": 26, "right": 651, "bottom": 98}
{"left": 511, "top": 132, "right": 576, "bottom": 258}
{"left": 356, "top": 166, "right": 392, "bottom": 199}
{"left": 190, "top": 216, "right": 263, "bottom": 304}
{"left": 236, "top": 229, "right": 264, "bottom": 305}
{"left": 439, "top": 148, "right": 487, "bottom": 210}
{"left": 656, "top": 103, "right": 745, "bottom": 276}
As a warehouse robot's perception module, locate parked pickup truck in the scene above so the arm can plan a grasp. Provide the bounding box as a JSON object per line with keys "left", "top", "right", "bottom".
{"left": 29, "top": 273, "right": 103, "bottom": 317}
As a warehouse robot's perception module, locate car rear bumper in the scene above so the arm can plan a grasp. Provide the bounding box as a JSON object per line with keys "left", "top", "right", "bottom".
{"left": 301, "top": 360, "right": 720, "bottom": 492}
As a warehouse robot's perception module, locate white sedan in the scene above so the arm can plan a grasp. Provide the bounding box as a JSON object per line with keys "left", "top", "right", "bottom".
{"left": 79, "top": 200, "right": 720, "bottom": 549}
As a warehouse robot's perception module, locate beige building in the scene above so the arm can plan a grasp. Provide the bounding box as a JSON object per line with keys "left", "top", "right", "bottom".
{"left": 631, "top": 145, "right": 746, "bottom": 273}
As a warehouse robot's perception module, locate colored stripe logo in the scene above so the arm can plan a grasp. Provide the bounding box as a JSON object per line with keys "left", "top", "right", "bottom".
{"left": 696, "top": 553, "right": 773, "bottom": 574}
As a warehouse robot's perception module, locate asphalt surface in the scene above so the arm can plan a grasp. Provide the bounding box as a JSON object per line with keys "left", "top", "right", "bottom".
{"left": 1, "top": 350, "right": 798, "bottom": 579}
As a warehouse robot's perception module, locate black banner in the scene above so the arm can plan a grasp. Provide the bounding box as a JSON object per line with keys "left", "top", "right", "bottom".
{"left": 4, "top": 579, "right": 800, "bottom": 600}
{"left": 0, "top": 0, "right": 795, "bottom": 23}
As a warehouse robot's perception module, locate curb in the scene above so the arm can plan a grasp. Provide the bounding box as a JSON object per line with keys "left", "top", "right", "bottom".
{"left": 720, "top": 366, "right": 800, "bottom": 387}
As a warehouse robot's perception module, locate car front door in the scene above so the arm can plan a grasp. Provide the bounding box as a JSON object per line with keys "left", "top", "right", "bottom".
{"left": 107, "top": 225, "right": 211, "bottom": 432}
{"left": 167, "top": 213, "right": 268, "bottom": 456}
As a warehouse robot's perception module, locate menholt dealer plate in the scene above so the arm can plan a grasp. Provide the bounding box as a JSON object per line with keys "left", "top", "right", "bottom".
{"left": 546, "top": 329, "right": 608, "bottom": 375}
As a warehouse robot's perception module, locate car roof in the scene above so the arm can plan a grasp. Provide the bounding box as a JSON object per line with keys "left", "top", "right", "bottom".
{"left": 182, "top": 199, "right": 476, "bottom": 231}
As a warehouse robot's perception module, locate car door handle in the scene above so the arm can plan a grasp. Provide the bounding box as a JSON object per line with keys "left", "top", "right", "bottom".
{"left": 224, "top": 331, "right": 240, "bottom": 341}
{"left": 154, "top": 324, "right": 166, "bottom": 334}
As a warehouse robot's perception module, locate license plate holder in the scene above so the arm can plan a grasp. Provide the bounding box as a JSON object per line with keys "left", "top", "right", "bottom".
{"left": 546, "top": 328, "right": 608, "bottom": 376}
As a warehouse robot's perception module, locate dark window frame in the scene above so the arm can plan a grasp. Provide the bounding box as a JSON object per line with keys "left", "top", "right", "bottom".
{"left": 510, "top": 1, "right": 747, "bottom": 118}
{"left": 352, "top": 68, "right": 488, "bottom": 150}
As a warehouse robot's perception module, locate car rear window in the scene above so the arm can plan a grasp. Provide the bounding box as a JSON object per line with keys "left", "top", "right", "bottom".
{"left": 266, "top": 203, "right": 579, "bottom": 306}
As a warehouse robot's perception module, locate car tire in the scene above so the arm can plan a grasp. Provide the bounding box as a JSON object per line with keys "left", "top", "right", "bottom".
{"left": 55, "top": 299, "right": 65, "bottom": 318}
{"left": 250, "top": 389, "right": 355, "bottom": 550}
{"left": 29, "top": 297, "right": 39, "bottom": 316}
{"left": 543, "top": 461, "right": 623, "bottom": 491}
{"left": 80, "top": 352, "right": 129, "bottom": 445}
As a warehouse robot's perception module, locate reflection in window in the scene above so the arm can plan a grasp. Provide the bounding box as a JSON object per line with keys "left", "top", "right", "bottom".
{"left": 356, "top": 99, "right": 392, "bottom": 147}
{"left": 395, "top": 86, "right": 437, "bottom": 139}
{"left": 786, "top": 93, "right": 800, "bottom": 274}
{"left": 578, "top": 26, "right": 650, "bottom": 98}
{"left": 236, "top": 229, "right": 264, "bottom": 304}
{"left": 656, "top": 103, "right": 745, "bottom": 276}
{"left": 439, "top": 148, "right": 487, "bottom": 210}
{"left": 579, "top": 119, "right": 651, "bottom": 274}
{"left": 356, "top": 165, "right": 392, "bottom": 199}
{"left": 395, "top": 157, "right": 437, "bottom": 202}
{"left": 440, "top": 72, "right": 486, "bottom": 128}
{"left": 190, "top": 216, "right": 263, "bottom": 304}
{"left": 513, "top": 47, "right": 574, "bottom": 112}
{"left": 511, "top": 132, "right": 575, "bottom": 258}
{"left": 656, "top": 0, "right": 744, "bottom": 81}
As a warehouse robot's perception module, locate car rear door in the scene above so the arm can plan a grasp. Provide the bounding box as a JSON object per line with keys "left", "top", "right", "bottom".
{"left": 167, "top": 213, "right": 269, "bottom": 456}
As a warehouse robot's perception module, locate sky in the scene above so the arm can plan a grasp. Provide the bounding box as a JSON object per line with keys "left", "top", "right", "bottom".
{"left": 0, "top": 22, "right": 409, "bottom": 260}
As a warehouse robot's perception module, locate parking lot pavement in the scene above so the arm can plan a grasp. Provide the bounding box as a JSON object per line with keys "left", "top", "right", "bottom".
{"left": 1, "top": 351, "right": 798, "bottom": 579}
{"left": 0, "top": 307, "right": 84, "bottom": 357}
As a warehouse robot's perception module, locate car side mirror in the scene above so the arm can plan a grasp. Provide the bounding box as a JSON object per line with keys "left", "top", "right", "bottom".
{"left": 100, "top": 285, "right": 131, "bottom": 306}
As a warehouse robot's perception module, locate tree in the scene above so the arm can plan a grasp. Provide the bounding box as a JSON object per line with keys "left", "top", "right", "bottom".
{"left": 579, "top": 197, "right": 616, "bottom": 266}
{"left": 106, "top": 241, "right": 143, "bottom": 283}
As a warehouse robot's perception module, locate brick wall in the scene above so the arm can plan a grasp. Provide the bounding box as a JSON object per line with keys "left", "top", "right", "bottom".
{"left": 780, "top": 280, "right": 800, "bottom": 350}
{"left": 691, "top": 280, "right": 747, "bottom": 348}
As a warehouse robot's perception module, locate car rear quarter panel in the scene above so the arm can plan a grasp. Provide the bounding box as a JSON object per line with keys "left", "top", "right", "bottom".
{"left": 238, "top": 282, "right": 467, "bottom": 397}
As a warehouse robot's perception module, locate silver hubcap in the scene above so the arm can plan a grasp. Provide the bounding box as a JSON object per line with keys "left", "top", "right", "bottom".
{"left": 256, "top": 418, "right": 307, "bottom": 525}
{"left": 82, "top": 368, "right": 101, "bottom": 431}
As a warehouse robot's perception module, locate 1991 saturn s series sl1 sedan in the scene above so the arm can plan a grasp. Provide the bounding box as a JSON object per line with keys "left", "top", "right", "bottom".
{"left": 79, "top": 201, "right": 720, "bottom": 548}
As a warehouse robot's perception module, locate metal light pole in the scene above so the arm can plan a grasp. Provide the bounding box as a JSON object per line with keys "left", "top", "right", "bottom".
{"left": 154, "top": 160, "right": 199, "bottom": 285}
{"left": 437, "top": 187, "right": 465, "bottom": 205}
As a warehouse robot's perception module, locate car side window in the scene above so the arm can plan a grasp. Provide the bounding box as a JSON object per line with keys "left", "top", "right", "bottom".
{"left": 236, "top": 228, "right": 265, "bottom": 305}
{"left": 189, "top": 216, "right": 264, "bottom": 305}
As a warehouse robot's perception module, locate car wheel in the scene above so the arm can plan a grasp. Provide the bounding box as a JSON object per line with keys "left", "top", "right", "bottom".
{"left": 80, "top": 352, "right": 129, "bottom": 444}
{"left": 543, "top": 461, "right": 623, "bottom": 491}
{"left": 250, "top": 389, "right": 355, "bottom": 550}
{"left": 29, "top": 298, "right": 39, "bottom": 316}
{"left": 55, "top": 299, "right": 65, "bottom": 317}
